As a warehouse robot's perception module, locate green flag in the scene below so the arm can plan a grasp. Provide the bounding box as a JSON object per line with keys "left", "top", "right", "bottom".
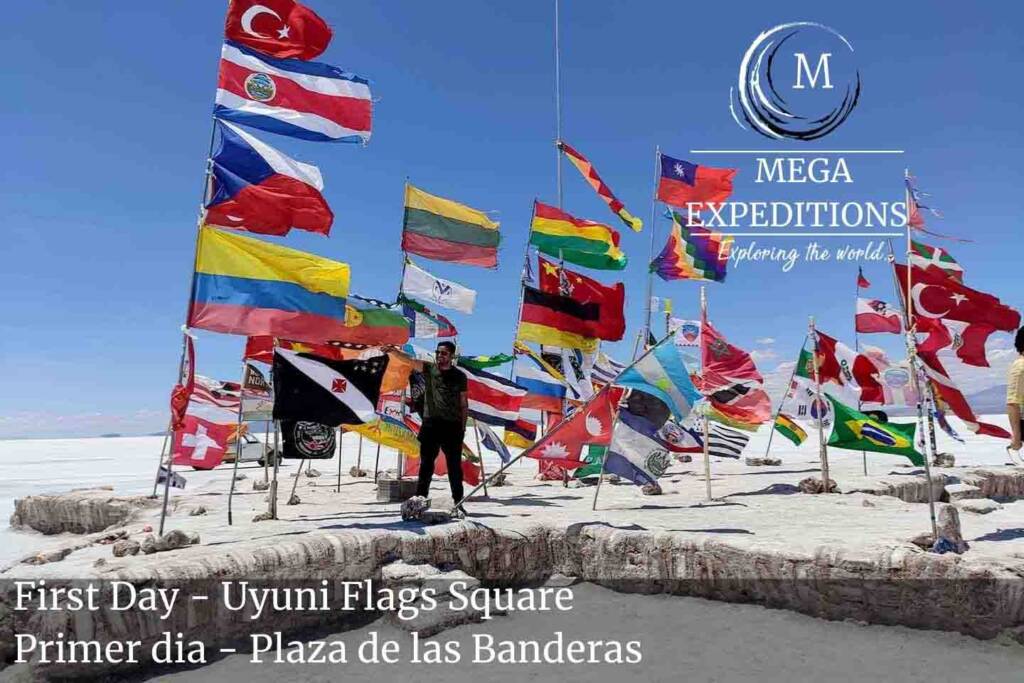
{"left": 573, "top": 445, "right": 607, "bottom": 480}
{"left": 459, "top": 354, "right": 514, "bottom": 371}
{"left": 826, "top": 395, "right": 924, "bottom": 465}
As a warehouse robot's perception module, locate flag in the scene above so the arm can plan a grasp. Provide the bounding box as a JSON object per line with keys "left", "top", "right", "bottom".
{"left": 701, "top": 320, "right": 763, "bottom": 386}
{"left": 895, "top": 263, "right": 1019, "bottom": 367}
{"left": 346, "top": 415, "right": 420, "bottom": 455}
{"left": 699, "top": 319, "right": 771, "bottom": 429}
{"left": 774, "top": 413, "right": 808, "bottom": 446}
{"left": 517, "top": 286, "right": 600, "bottom": 352}
{"left": 670, "top": 319, "right": 702, "bottom": 348}
{"left": 272, "top": 348, "right": 388, "bottom": 426}
{"left": 401, "top": 184, "right": 500, "bottom": 268}
{"left": 241, "top": 363, "right": 274, "bottom": 420}
{"left": 857, "top": 268, "right": 871, "bottom": 289}
{"left": 398, "top": 296, "right": 457, "bottom": 339}
{"left": 192, "top": 376, "right": 242, "bottom": 410}
{"left": 855, "top": 298, "right": 902, "bottom": 334}
{"left": 529, "top": 201, "right": 627, "bottom": 271}
{"left": 515, "top": 362, "right": 567, "bottom": 412}
{"left": 401, "top": 259, "right": 477, "bottom": 314}
{"left": 204, "top": 120, "right": 332, "bottom": 237}
{"left": 333, "top": 295, "right": 410, "bottom": 346}
{"left": 603, "top": 408, "right": 674, "bottom": 487}
{"left": 557, "top": 141, "right": 642, "bottom": 232}
{"left": 782, "top": 375, "right": 834, "bottom": 429}
{"left": 244, "top": 336, "right": 355, "bottom": 364}
{"left": 169, "top": 335, "right": 196, "bottom": 432}
{"left": 615, "top": 337, "right": 702, "bottom": 422}
{"left": 474, "top": 421, "right": 512, "bottom": 464}
{"left": 171, "top": 416, "right": 234, "bottom": 470}
{"left": 459, "top": 354, "right": 513, "bottom": 371}
{"left": 651, "top": 214, "right": 733, "bottom": 282}
{"left": 156, "top": 465, "right": 187, "bottom": 490}
{"left": 188, "top": 227, "right": 350, "bottom": 342}
{"left": 526, "top": 388, "right": 624, "bottom": 468}
{"left": 457, "top": 364, "right": 526, "bottom": 427}
{"left": 656, "top": 154, "right": 736, "bottom": 210}
{"left": 909, "top": 240, "right": 964, "bottom": 283}
{"left": 558, "top": 347, "right": 595, "bottom": 402}
{"left": 825, "top": 395, "right": 925, "bottom": 465}
{"left": 514, "top": 340, "right": 568, "bottom": 384}
{"left": 591, "top": 352, "right": 626, "bottom": 387}
{"left": 706, "top": 423, "right": 751, "bottom": 459}
{"left": 571, "top": 445, "right": 608, "bottom": 480}
{"left": 215, "top": 41, "right": 371, "bottom": 143}
{"left": 538, "top": 255, "right": 625, "bottom": 341}
{"left": 857, "top": 347, "right": 918, "bottom": 407}
{"left": 224, "top": 0, "right": 331, "bottom": 60}
{"left": 504, "top": 419, "right": 537, "bottom": 449}
{"left": 916, "top": 346, "right": 1010, "bottom": 438}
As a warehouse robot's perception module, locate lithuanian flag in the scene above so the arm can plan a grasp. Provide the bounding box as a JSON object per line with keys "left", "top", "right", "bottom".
{"left": 401, "top": 184, "right": 500, "bottom": 268}
{"left": 529, "top": 201, "right": 627, "bottom": 271}
{"left": 774, "top": 413, "right": 807, "bottom": 446}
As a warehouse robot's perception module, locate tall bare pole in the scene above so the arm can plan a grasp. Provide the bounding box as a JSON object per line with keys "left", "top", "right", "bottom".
{"left": 700, "top": 286, "right": 712, "bottom": 501}
{"left": 643, "top": 147, "right": 662, "bottom": 348}
{"left": 227, "top": 360, "right": 249, "bottom": 525}
{"left": 853, "top": 271, "right": 868, "bottom": 476}
{"left": 808, "top": 316, "right": 832, "bottom": 490}
{"left": 553, "top": 0, "right": 563, "bottom": 207}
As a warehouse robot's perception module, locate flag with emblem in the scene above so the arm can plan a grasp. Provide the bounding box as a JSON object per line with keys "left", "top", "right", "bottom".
{"left": 332, "top": 295, "right": 410, "bottom": 346}
{"left": 826, "top": 394, "right": 924, "bottom": 465}
{"left": 171, "top": 416, "right": 234, "bottom": 470}
{"left": 401, "top": 259, "right": 476, "bottom": 314}
{"left": 856, "top": 298, "right": 902, "bottom": 334}
{"left": 615, "top": 335, "right": 702, "bottom": 422}
{"left": 224, "top": 0, "right": 332, "bottom": 61}
{"left": 602, "top": 404, "right": 676, "bottom": 487}
{"left": 909, "top": 240, "right": 964, "bottom": 282}
{"left": 537, "top": 255, "right": 625, "bottom": 341}
{"left": 271, "top": 347, "right": 388, "bottom": 426}
{"left": 656, "top": 153, "right": 736, "bottom": 210}
{"left": 525, "top": 387, "right": 624, "bottom": 468}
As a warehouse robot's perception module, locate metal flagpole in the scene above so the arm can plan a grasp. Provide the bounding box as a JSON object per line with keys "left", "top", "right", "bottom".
{"left": 269, "top": 420, "right": 281, "bottom": 519}
{"left": 700, "top": 286, "right": 713, "bottom": 501}
{"left": 227, "top": 361, "right": 248, "bottom": 525}
{"left": 808, "top": 316, "right": 832, "bottom": 490}
{"left": 643, "top": 147, "right": 662, "bottom": 347}
{"left": 289, "top": 458, "right": 306, "bottom": 500}
{"left": 151, "top": 418, "right": 173, "bottom": 498}
{"left": 854, "top": 270, "right": 868, "bottom": 476}
{"left": 337, "top": 427, "right": 343, "bottom": 492}
{"left": 762, "top": 335, "right": 809, "bottom": 459}
{"left": 554, "top": 0, "right": 563, "bottom": 207}
{"left": 471, "top": 420, "right": 490, "bottom": 497}
{"left": 354, "top": 427, "right": 362, "bottom": 473}
{"left": 263, "top": 420, "right": 270, "bottom": 483}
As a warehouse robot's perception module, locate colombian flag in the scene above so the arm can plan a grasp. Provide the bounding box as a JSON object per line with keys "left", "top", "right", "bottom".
{"left": 188, "top": 226, "right": 350, "bottom": 342}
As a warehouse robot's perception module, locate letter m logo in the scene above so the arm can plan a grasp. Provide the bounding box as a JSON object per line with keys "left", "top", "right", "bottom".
{"left": 793, "top": 52, "right": 833, "bottom": 89}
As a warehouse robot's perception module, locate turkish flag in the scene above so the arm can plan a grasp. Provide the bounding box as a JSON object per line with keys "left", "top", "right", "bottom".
{"left": 171, "top": 416, "right": 234, "bottom": 470}
{"left": 225, "top": 0, "right": 332, "bottom": 61}
{"left": 537, "top": 255, "right": 625, "bottom": 341}
{"left": 526, "top": 387, "right": 623, "bottom": 468}
{"left": 895, "top": 263, "right": 1020, "bottom": 367}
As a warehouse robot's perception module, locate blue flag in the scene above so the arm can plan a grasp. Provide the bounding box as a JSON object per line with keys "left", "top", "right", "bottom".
{"left": 615, "top": 337, "right": 702, "bottom": 421}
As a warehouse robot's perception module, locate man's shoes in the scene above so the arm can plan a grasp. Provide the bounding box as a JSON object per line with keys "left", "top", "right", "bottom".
{"left": 449, "top": 506, "right": 466, "bottom": 520}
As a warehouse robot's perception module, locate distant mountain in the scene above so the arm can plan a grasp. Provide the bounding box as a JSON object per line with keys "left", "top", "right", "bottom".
{"left": 99, "top": 433, "right": 123, "bottom": 438}
{"left": 967, "top": 385, "right": 1009, "bottom": 415}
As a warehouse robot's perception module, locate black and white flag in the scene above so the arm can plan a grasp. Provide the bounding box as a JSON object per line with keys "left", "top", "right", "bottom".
{"left": 272, "top": 348, "right": 388, "bottom": 427}
{"left": 707, "top": 423, "right": 751, "bottom": 459}
{"left": 157, "top": 465, "right": 187, "bottom": 490}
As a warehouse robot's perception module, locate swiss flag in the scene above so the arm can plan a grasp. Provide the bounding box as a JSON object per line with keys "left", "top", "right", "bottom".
{"left": 225, "top": 0, "right": 332, "bottom": 61}
{"left": 171, "top": 416, "right": 234, "bottom": 470}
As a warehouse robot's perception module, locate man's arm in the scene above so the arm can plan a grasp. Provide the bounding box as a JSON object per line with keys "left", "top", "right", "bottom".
{"left": 1009, "top": 403, "right": 1022, "bottom": 451}
{"left": 459, "top": 390, "right": 469, "bottom": 432}
{"left": 1009, "top": 360, "right": 1023, "bottom": 451}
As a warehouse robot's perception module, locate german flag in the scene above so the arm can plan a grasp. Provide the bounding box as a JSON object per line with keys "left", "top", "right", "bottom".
{"left": 517, "top": 286, "right": 600, "bottom": 352}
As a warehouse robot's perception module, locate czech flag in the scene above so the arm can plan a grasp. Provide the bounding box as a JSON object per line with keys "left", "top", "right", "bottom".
{"left": 656, "top": 154, "right": 736, "bottom": 210}
{"left": 205, "top": 120, "right": 333, "bottom": 237}
{"left": 215, "top": 41, "right": 372, "bottom": 143}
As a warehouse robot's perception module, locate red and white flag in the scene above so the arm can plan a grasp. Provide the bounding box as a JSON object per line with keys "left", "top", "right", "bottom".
{"left": 855, "top": 298, "right": 902, "bottom": 334}
{"left": 526, "top": 387, "right": 623, "bottom": 468}
{"left": 225, "top": 0, "right": 332, "bottom": 61}
{"left": 457, "top": 365, "right": 527, "bottom": 428}
{"left": 171, "top": 416, "right": 234, "bottom": 470}
{"left": 169, "top": 336, "right": 196, "bottom": 432}
{"left": 916, "top": 346, "right": 1010, "bottom": 438}
{"left": 192, "top": 376, "right": 242, "bottom": 410}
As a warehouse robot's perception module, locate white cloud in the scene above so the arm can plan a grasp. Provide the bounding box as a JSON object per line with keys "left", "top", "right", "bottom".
{"left": 763, "top": 361, "right": 796, "bottom": 403}
{"left": 751, "top": 348, "right": 779, "bottom": 365}
{"left": 755, "top": 337, "right": 776, "bottom": 345}
{"left": 938, "top": 346, "right": 1016, "bottom": 396}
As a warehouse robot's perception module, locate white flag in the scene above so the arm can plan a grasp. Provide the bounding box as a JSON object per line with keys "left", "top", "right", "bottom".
{"left": 402, "top": 260, "right": 476, "bottom": 314}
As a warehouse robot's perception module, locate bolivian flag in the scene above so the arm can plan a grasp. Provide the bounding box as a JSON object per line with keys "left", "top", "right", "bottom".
{"left": 189, "top": 227, "right": 350, "bottom": 342}
{"left": 517, "top": 286, "right": 600, "bottom": 353}
{"left": 774, "top": 413, "right": 807, "bottom": 446}
{"left": 401, "top": 184, "right": 500, "bottom": 268}
{"left": 529, "top": 201, "right": 627, "bottom": 271}
{"left": 825, "top": 395, "right": 924, "bottom": 465}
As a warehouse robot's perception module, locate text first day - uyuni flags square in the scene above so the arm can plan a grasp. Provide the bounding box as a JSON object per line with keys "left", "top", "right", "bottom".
{"left": 188, "top": 226, "right": 350, "bottom": 343}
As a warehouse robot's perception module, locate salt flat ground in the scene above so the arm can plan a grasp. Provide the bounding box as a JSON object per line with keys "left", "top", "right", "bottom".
{"left": 4, "top": 414, "right": 1024, "bottom": 574}
{"left": 148, "top": 583, "right": 1024, "bottom": 683}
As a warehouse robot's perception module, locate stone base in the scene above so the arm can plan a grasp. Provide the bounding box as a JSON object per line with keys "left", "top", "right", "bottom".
{"left": 378, "top": 477, "right": 419, "bottom": 503}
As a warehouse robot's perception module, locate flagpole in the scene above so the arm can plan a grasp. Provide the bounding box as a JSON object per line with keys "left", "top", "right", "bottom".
{"left": 591, "top": 398, "right": 625, "bottom": 511}
{"left": 808, "top": 316, "right": 832, "bottom": 491}
{"left": 337, "top": 427, "right": 344, "bottom": 492}
{"left": 553, "top": 0, "right": 563, "bottom": 207}
{"left": 150, "top": 419, "right": 173, "bottom": 498}
{"left": 642, "top": 147, "right": 662, "bottom": 348}
{"left": 700, "top": 285, "right": 712, "bottom": 501}
{"left": 762, "top": 335, "right": 809, "bottom": 459}
{"left": 269, "top": 420, "right": 281, "bottom": 519}
{"left": 227, "top": 360, "right": 248, "bottom": 525}
{"left": 854, "top": 271, "right": 867, "bottom": 477}
{"left": 886, "top": 238, "right": 939, "bottom": 542}
{"left": 471, "top": 420, "right": 490, "bottom": 497}
{"left": 263, "top": 420, "right": 270, "bottom": 484}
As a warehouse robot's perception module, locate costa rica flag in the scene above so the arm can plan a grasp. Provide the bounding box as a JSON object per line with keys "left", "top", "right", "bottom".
{"left": 656, "top": 154, "right": 736, "bottom": 210}
{"left": 215, "top": 41, "right": 372, "bottom": 143}
{"left": 206, "top": 120, "right": 333, "bottom": 237}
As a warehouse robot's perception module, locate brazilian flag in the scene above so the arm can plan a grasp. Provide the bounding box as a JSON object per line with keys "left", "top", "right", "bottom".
{"left": 826, "top": 395, "right": 924, "bottom": 466}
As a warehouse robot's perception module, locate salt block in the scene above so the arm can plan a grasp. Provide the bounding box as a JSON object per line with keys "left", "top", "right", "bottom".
{"left": 944, "top": 483, "right": 983, "bottom": 502}
{"left": 745, "top": 457, "right": 782, "bottom": 467}
{"left": 382, "top": 560, "right": 442, "bottom": 587}
{"left": 955, "top": 498, "right": 1002, "bottom": 515}
{"left": 112, "top": 540, "right": 140, "bottom": 557}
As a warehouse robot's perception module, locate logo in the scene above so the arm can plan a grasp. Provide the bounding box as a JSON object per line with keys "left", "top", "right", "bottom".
{"left": 291, "top": 421, "right": 336, "bottom": 459}
{"left": 644, "top": 450, "right": 671, "bottom": 478}
{"left": 432, "top": 280, "right": 453, "bottom": 302}
{"left": 882, "top": 367, "right": 911, "bottom": 388}
{"left": 244, "top": 72, "right": 277, "bottom": 102}
{"left": 709, "top": 337, "right": 731, "bottom": 360}
{"left": 680, "top": 322, "right": 701, "bottom": 344}
{"left": 731, "top": 22, "right": 860, "bottom": 140}
{"left": 331, "top": 377, "right": 348, "bottom": 393}
{"left": 344, "top": 304, "right": 364, "bottom": 327}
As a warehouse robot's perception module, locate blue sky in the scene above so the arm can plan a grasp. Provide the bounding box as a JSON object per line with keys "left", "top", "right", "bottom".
{"left": 2, "top": 1, "right": 1021, "bottom": 438}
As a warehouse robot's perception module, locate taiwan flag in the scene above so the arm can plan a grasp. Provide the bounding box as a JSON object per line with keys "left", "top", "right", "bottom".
{"left": 657, "top": 154, "right": 736, "bottom": 210}
{"left": 171, "top": 416, "right": 234, "bottom": 470}
{"left": 205, "top": 120, "right": 333, "bottom": 237}
{"left": 225, "top": 0, "right": 332, "bottom": 61}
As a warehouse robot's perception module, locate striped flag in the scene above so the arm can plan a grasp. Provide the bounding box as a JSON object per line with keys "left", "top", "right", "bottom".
{"left": 457, "top": 365, "right": 527, "bottom": 428}
{"left": 215, "top": 41, "right": 372, "bottom": 143}
{"left": 591, "top": 352, "right": 627, "bottom": 387}
{"left": 707, "top": 423, "right": 751, "bottom": 459}
{"left": 515, "top": 362, "right": 566, "bottom": 412}
{"left": 193, "top": 376, "right": 242, "bottom": 410}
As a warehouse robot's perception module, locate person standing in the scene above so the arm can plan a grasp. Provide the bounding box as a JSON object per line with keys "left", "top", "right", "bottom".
{"left": 1008, "top": 327, "right": 1024, "bottom": 459}
{"left": 411, "top": 341, "right": 469, "bottom": 510}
